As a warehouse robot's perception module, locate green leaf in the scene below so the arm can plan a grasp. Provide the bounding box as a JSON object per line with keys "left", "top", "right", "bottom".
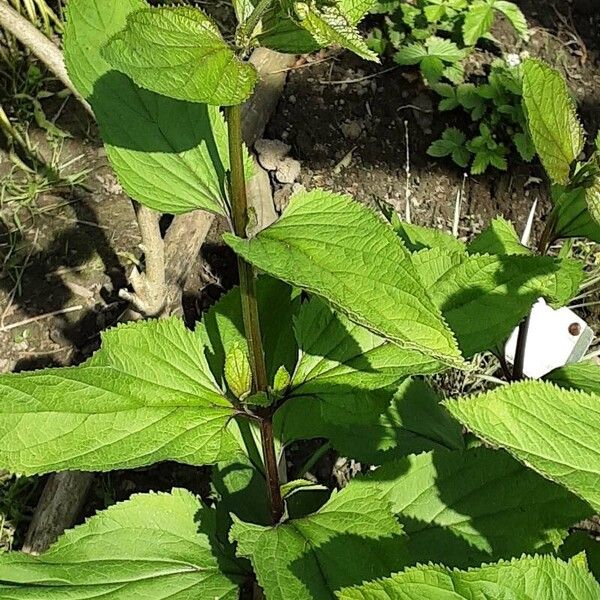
{"left": 522, "top": 59, "right": 585, "bottom": 184}
{"left": 394, "top": 219, "right": 466, "bottom": 253}
{"left": 445, "top": 380, "right": 600, "bottom": 512}
{"left": 0, "top": 489, "right": 243, "bottom": 599}
{"left": 553, "top": 185, "right": 600, "bottom": 242}
{"left": 514, "top": 130, "right": 537, "bottom": 161}
{"left": 225, "top": 189, "right": 463, "bottom": 367}
{"left": 197, "top": 277, "right": 300, "bottom": 386}
{"left": 337, "top": 554, "right": 600, "bottom": 599}
{"left": 0, "top": 318, "right": 239, "bottom": 474}
{"left": 258, "top": 0, "right": 375, "bottom": 54}
{"left": 394, "top": 42, "right": 427, "bottom": 65}
{"left": 463, "top": 1, "right": 494, "bottom": 45}
{"left": 230, "top": 482, "right": 408, "bottom": 600}
{"left": 546, "top": 360, "right": 600, "bottom": 394}
{"left": 420, "top": 55, "right": 445, "bottom": 83}
{"left": 413, "top": 250, "right": 583, "bottom": 356}
{"left": 64, "top": 0, "right": 248, "bottom": 215}
{"left": 225, "top": 342, "right": 252, "bottom": 399}
{"left": 467, "top": 217, "right": 532, "bottom": 255}
{"left": 585, "top": 175, "right": 600, "bottom": 228}
{"left": 426, "top": 36, "right": 466, "bottom": 62}
{"left": 428, "top": 127, "right": 470, "bottom": 167}
{"left": 280, "top": 377, "right": 464, "bottom": 462}
{"left": 287, "top": 297, "right": 444, "bottom": 425}
{"left": 494, "top": 0, "right": 529, "bottom": 39}
{"left": 294, "top": 2, "right": 379, "bottom": 62}
{"left": 352, "top": 448, "right": 591, "bottom": 567}
{"left": 560, "top": 532, "right": 600, "bottom": 580}
{"left": 103, "top": 6, "right": 257, "bottom": 105}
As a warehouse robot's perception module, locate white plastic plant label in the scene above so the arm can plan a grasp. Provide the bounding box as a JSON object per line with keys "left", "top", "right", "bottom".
{"left": 505, "top": 298, "right": 594, "bottom": 379}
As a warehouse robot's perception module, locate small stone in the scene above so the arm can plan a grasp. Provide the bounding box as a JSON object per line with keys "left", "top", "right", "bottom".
{"left": 275, "top": 157, "right": 301, "bottom": 184}
{"left": 288, "top": 94, "right": 297, "bottom": 104}
{"left": 340, "top": 120, "right": 363, "bottom": 140}
{"left": 255, "top": 138, "right": 291, "bottom": 171}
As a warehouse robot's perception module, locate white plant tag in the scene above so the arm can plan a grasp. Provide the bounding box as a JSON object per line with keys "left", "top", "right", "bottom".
{"left": 505, "top": 298, "right": 594, "bottom": 379}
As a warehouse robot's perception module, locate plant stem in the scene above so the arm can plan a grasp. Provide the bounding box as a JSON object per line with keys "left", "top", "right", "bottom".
{"left": 512, "top": 206, "right": 558, "bottom": 379}
{"left": 227, "top": 103, "right": 283, "bottom": 524}
{"left": 242, "top": 0, "right": 273, "bottom": 40}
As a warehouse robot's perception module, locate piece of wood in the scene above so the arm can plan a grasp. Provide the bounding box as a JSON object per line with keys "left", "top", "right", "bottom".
{"left": 22, "top": 47, "right": 294, "bottom": 554}
{"left": 21, "top": 471, "right": 94, "bottom": 554}
{"left": 0, "top": 0, "right": 92, "bottom": 115}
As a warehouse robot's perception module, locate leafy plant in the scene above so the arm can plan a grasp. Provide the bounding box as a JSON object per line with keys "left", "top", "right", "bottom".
{"left": 0, "top": 4, "right": 599, "bottom": 600}
{"left": 428, "top": 57, "right": 536, "bottom": 173}
{"left": 368, "top": 0, "right": 528, "bottom": 83}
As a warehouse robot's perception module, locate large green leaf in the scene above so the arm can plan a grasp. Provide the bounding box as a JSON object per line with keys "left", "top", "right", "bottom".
{"left": 352, "top": 448, "right": 592, "bottom": 567}
{"left": 103, "top": 6, "right": 257, "bottom": 105}
{"left": 277, "top": 377, "right": 464, "bottom": 462}
{"left": 522, "top": 59, "right": 584, "bottom": 185}
{"left": 446, "top": 381, "right": 600, "bottom": 512}
{"left": 225, "top": 189, "right": 463, "bottom": 367}
{"left": 64, "top": 0, "right": 249, "bottom": 215}
{"left": 337, "top": 555, "right": 600, "bottom": 599}
{"left": 0, "top": 489, "right": 244, "bottom": 599}
{"left": 230, "top": 482, "right": 408, "bottom": 600}
{"left": 413, "top": 249, "right": 583, "bottom": 356}
{"left": 0, "top": 318, "right": 239, "bottom": 474}
{"left": 287, "top": 296, "right": 443, "bottom": 424}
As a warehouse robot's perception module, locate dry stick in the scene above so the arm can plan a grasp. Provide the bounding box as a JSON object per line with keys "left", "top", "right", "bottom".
{"left": 119, "top": 202, "right": 167, "bottom": 318}
{"left": 22, "top": 48, "right": 295, "bottom": 554}
{"left": 0, "top": 0, "right": 92, "bottom": 116}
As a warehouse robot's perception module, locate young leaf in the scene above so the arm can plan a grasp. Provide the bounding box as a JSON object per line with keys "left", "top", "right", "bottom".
{"left": 413, "top": 250, "right": 583, "bottom": 356}
{"left": 258, "top": 0, "right": 375, "bottom": 54}
{"left": 0, "top": 489, "right": 244, "bottom": 599}
{"left": 514, "top": 130, "right": 537, "bottom": 161}
{"left": 287, "top": 296, "right": 443, "bottom": 425}
{"left": 294, "top": 2, "right": 379, "bottom": 62}
{"left": 278, "top": 377, "right": 464, "bottom": 462}
{"left": 352, "top": 448, "right": 592, "bottom": 567}
{"left": 427, "top": 127, "right": 470, "bottom": 168}
{"left": 230, "top": 482, "right": 409, "bottom": 600}
{"left": 467, "top": 217, "right": 532, "bottom": 255}
{"left": 494, "top": 0, "right": 529, "bottom": 39}
{"left": 224, "top": 189, "right": 464, "bottom": 367}
{"left": 0, "top": 318, "right": 239, "bottom": 474}
{"left": 337, "top": 555, "right": 600, "bottom": 599}
{"left": 463, "top": 1, "right": 494, "bottom": 45}
{"left": 522, "top": 59, "right": 584, "bottom": 184}
{"left": 445, "top": 381, "right": 600, "bottom": 512}
{"left": 225, "top": 342, "right": 253, "bottom": 399}
{"left": 103, "top": 6, "right": 257, "bottom": 105}
{"left": 197, "top": 277, "right": 300, "bottom": 386}
{"left": 64, "top": 0, "right": 249, "bottom": 215}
